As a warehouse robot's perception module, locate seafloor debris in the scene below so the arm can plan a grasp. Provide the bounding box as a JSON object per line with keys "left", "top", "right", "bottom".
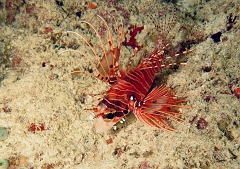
{"left": 226, "top": 13, "right": 238, "bottom": 31}
{"left": 0, "top": 159, "right": 9, "bottom": 169}
{"left": 123, "top": 25, "right": 144, "bottom": 49}
{"left": 202, "top": 66, "right": 212, "bottom": 72}
{"left": 5, "top": 0, "right": 24, "bottom": 23}
{"left": 197, "top": 118, "right": 208, "bottom": 130}
{"left": 8, "top": 156, "right": 28, "bottom": 168}
{"left": 0, "top": 127, "right": 9, "bottom": 141}
{"left": 2, "top": 105, "right": 12, "bottom": 113}
{"left": 106, "top": 138, "right": 113, "bottom": 144}
{"left": 233, "top": 87, "right": 240, "bottom": 99}
{"left": 28, "top": 123, "right": 46, "bottom": 133}
{"left": 217, "top": 120, "right": 234, "bottom": 141}
{"left": 211, "top": 32, "right": 222, "bottom": 43}
{"left": 11, "top": 49, "right": 29, "bottom": 74}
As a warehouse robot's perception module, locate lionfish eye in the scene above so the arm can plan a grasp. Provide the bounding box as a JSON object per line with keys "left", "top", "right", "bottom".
{"left": 123, "top": 110, "right": 128, "bottom": 114}
{"left": 106, "top": 113, "right": 114, "bottom": 119}
{"left": 130, "top": 95, "right": 136, "bottom": 101}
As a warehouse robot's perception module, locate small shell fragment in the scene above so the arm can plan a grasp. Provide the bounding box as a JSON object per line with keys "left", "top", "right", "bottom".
{"left": 0, "top": 127, "right": 9, "bottom": 141}
{"left": 0, "top": 159, "right": 10, "bottom": 169}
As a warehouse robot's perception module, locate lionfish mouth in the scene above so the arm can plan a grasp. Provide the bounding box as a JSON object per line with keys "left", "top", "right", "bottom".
{"left": 94, "top": 116, "right": 117, "bottom": 133}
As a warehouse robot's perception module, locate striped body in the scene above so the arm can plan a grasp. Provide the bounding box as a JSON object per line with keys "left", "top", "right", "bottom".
{"left": 93, "top": 50, "right": 175, "bottom": 132}
{"left": 106, "top": 52, "right": 164, "bottom": 111}
{"left": 59, "top": 14, "right": 187, "bottom": 133}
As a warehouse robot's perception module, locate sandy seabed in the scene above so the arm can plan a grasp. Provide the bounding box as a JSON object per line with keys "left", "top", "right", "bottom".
{"left": 0, "top": 0, "right": 239, "bottom": 168}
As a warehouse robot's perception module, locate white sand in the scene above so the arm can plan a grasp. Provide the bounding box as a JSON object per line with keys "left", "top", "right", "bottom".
{"left": 0, "top": 0, "right": 239, "bottom": 168}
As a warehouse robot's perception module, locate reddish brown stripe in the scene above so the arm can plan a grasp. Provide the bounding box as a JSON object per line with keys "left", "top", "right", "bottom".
{"left": 138, "top": 68, "right": 155, "bottom": 87}
{"left": 103, "top": 98, "right": 128, "bottom": 112}
{"left": 128, "top": 70, "right": 150, "bottom": 92}
{"left": 112, "top": 80, "right": 142, "bottom": 95}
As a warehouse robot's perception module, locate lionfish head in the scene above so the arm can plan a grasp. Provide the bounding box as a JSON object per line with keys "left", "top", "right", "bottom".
{"left": 94, "top": 101, "right": 123, "bottom": 133}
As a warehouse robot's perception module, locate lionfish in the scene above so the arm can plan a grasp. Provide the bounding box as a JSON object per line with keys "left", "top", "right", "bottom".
{"left": 60, "top": 10, "right": 191, "bottom": 133}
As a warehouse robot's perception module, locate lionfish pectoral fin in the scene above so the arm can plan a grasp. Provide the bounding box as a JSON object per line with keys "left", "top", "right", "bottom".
{"left": 133, "top": 86, "right": 184, "bottom": 131}
{"left": 133, "top": 110, "right": 176, "bottom": 131}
